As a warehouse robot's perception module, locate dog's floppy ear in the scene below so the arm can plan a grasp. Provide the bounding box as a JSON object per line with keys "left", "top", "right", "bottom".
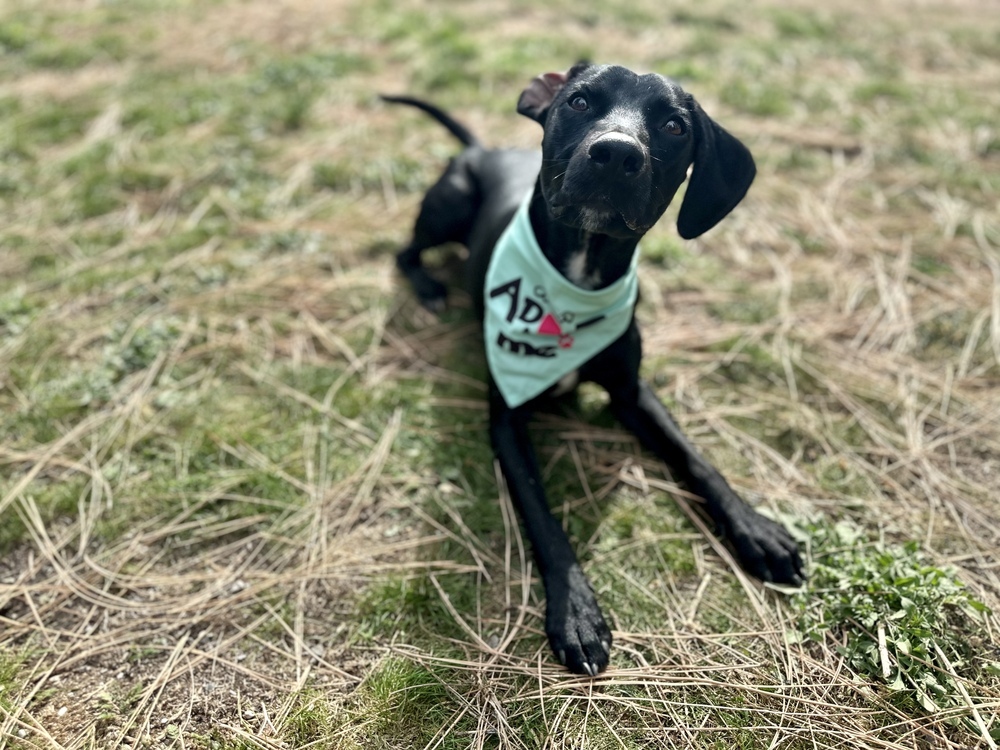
{"left": 517, "top": 72, "right": 567, "bottom": 123}
{"left": 517, "top": 62, "right": 591, "bottom": 124}
{"left": 676, "top": 99, "right": 756, "bottom": 240}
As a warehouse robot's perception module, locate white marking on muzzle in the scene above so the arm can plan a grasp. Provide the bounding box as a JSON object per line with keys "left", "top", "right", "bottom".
{"left": 604, "top": 106, "right": 645, "bottom": 137}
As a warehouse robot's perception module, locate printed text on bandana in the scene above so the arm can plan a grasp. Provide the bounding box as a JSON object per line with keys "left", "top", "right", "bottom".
{"left": 489, "top": 278, "right": 600, "bottom": 358}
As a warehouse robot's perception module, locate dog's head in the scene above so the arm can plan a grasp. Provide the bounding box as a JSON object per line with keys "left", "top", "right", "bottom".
{"left": 518, "top": 63, "right": 755, "bottom": 240}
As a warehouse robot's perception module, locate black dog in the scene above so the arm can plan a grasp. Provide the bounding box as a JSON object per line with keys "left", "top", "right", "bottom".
{"left": 383, "top": 63, "right": 803, "bottom": 676}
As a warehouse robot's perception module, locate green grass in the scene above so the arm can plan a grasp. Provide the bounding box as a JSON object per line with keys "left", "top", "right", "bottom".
{"left": 1, "top": 0, "right": 999, "bottom": 747}
{"left": 791, "top": 520, "right": 999, "bottom": 739}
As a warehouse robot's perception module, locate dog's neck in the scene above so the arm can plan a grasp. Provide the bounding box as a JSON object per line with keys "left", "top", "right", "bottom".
{"left": 529, "top": 187, "right": 640, "bottom": 291}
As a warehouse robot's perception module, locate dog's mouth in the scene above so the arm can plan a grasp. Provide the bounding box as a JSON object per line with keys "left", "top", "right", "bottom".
{"left": 549, "top": 193, "right": 652, "bottom": 235}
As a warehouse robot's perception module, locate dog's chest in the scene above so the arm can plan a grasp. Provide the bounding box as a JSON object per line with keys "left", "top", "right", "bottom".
{"left": 564, "top": 250, "right": 601, "bottom": 290}
{"left": 550, "top": 369, "right": 580, "bottom": 397}
{"left": 548, "top": 253, "right": 599, "bottom": 396}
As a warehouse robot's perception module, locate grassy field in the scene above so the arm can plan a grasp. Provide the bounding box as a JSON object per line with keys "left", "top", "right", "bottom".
{"left": 2, "top": 0, "right": 1000, "bottom": 747}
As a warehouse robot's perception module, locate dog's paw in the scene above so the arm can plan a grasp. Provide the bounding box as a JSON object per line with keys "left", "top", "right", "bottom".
{"left": 546, "top": 565, "right": 612, "bottom": 677}
{"left": 726, "top": 509, "right": 804, "bottom": 586}
{"left": 414, "top": 278, "right": 448, "bottom": 313}
{"left": 419, "top": 291, "right": 447, "bottom": 314}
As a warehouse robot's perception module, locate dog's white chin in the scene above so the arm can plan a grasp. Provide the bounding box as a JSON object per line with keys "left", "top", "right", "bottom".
{"left": 549, "top": 198, "right": 645, "bottom": 237}
{"left": 579, "top": 206, "right": 615, "bottom": 233}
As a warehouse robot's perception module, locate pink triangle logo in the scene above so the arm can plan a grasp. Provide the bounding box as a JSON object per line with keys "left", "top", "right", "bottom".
{"left": 538, "top": 313, "right": 562, "bottom": 336}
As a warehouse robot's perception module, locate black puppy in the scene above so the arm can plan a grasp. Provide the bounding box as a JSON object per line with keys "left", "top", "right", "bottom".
{"left": 384, "top": 63, "right": 803, "bottom": 676}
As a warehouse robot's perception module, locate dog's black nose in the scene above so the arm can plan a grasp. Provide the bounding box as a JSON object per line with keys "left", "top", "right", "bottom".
{"left": 588, "top": 134, "right": 644, "bottom": 178}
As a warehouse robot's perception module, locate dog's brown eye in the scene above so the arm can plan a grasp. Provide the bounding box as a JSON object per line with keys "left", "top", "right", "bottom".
{"left": 663, "top": 119, "right": 685, "bottom": 136}
{"left": 569, "top": 96, "right": 589, "bottom": 112}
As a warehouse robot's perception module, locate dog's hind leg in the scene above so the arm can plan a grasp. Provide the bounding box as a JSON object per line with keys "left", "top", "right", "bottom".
{"left": 396, "top": 155, "right": 481, "bottom": 312}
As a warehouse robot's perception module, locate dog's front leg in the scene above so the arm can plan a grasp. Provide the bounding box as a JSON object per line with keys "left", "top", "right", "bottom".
{"left": 610, "top": 378, "right": 804, "bottom": 585}
{"left": 489, "top": 385, "right": 612, "bottom": 676}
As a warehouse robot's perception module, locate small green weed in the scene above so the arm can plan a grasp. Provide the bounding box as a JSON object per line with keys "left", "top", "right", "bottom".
{"left": 96, "top": 680, "right": 144, "bottom": 729}
{"left": 0, "top": 650, "right": 26, "bottom": 711}
{"left": 790, "top": 520, "right": 997, "bottom": 739}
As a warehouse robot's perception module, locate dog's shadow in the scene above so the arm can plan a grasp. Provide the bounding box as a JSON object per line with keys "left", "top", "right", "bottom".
{"left": 382, "top": 254, "right": 642, "bottom": 665}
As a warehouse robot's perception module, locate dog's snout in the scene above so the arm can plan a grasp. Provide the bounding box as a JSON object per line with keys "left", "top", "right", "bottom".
{"left": 587, "top": 135, "right": 644, "bottom": 178}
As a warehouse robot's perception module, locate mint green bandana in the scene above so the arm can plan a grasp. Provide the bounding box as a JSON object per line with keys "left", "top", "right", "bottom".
{"left": 485, "top": 193, "right": 639, "bottom": 408}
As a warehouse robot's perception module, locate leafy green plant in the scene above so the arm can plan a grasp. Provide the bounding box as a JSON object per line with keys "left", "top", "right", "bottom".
{"left": 790, "top": 521, "right": 998, "bottom": 739}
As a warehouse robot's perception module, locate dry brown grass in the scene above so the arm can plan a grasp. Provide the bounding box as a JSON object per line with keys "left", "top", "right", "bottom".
{"left": 2, "top": 0, "right": 999, "bottom": 746}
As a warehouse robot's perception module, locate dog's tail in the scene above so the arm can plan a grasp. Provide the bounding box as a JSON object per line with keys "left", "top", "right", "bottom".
{"left": 379, "top": 95, "right": 481, "bottom": 148}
